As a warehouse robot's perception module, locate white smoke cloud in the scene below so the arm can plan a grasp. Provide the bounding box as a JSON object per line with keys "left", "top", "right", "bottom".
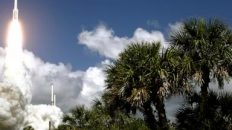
{"left": 0, "top": 46, "right": 64, "bottom": 130}
{"left": 0, "top": 83, "right": 26, "bottom": 130}
{"left": 0, "top": 46, "right": 107, "bottom": 129}
{"left": 24, "top": 105, "right": 63, "bottom": 130}
{"left": 78, "top": 25, "right": 168, "bottom": 59}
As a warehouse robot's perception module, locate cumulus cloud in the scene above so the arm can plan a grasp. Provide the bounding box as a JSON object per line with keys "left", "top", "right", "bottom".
{"left": 78, "top": 25, "right": 168, "bottom": 59}
{"left": 22, "top": 50, "right": 107, "bottom": 111}
{"left": 78, "top": 65, "right": 106, "bottom": 106}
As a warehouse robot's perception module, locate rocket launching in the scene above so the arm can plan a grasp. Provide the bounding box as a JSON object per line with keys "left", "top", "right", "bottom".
{"left": 0, "top": 0, "right": 63, "bottom": 129}
{"left": 5, "top": 0, "right": 25, "bottom": 89}
{"left": 13, "top": 0, "right": 18, "bottom": 20}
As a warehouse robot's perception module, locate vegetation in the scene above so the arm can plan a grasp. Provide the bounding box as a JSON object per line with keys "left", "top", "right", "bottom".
{"left": 103, "top": 42, "right": 191, "bottom": 130}
{"left": 58, "top": 100, "right": 148, "bottom": 130}
{"left": 170, "top": 18, "right": 232, "bottom": 129}
{"left": 59, "top": 18, "right": 232, "bottom": 130}
{"left": 176, "top": 91, "right": 232, "bottom": 130}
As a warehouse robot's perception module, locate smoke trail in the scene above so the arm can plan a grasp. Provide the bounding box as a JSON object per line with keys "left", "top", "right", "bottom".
{"left": 4, "top": 19, "right": 32, "bottom": 105}
{"left": 0, "top": 19, "right": 29, "bottom": 130}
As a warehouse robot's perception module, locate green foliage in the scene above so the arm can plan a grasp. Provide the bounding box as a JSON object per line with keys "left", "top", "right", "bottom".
{"left": 176, "top": 92, "right": 232, "bottom": 130}
{"left": 104, "top": 42, "right": 185, "bottom": 129}
{"left": 170, "top": 18, "right": 232, "bottom": 90}
{"left": 63, "top": 105, "right": 91, "bottom": 128}
{"left": 170, "top": 18, "right": 232, "bottom": 129}
{"left": 60, "top": 100, "right": 149, "bottom": 130}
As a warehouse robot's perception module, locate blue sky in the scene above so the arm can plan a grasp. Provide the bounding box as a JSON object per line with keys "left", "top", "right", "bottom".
{"left": 0, "top": 0, "right": 232, "bottom": 70}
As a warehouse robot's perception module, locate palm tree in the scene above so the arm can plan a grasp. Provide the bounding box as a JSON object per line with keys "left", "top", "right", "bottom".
{"left": 105, "top": 42, "right": 185, "bottom": 129}
{"left": 63, "top": 106, "right": 91, "bottom": 128}
{"left": 170, "top": 18, "right": 232, "bottom": 117}
{"left": 176, "top": 91, "right": 232, "bottom": 130}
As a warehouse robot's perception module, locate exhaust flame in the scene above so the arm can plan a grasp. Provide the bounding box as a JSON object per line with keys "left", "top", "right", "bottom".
{"left": 7, "top": 20, "right": 23, "bottom": 54}
{"left": 4, "top": 19, "right": 24, "bottom": 86}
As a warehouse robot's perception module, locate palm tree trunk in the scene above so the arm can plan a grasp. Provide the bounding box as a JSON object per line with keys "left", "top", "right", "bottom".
{"left": 143, "top": 102, "right": 158, "bottom": 130}
{"left": 200, "top": 66, "right": 210, "bottom": 118}
{"left": 201, "top": 66, "right": 210, "bottom": 98}
{"left": 155, "top": 96, "right": 169, "bottom": 130}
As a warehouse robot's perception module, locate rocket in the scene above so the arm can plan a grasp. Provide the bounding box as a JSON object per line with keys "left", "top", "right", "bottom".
{"left": 51, "top": 84, "right": 56, "bottom": 106}
{"left": 13, "top": 0, "right": 18, "bottom": 20}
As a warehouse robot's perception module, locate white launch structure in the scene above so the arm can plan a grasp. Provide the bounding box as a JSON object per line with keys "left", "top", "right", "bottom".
{"left": 51, "top": 84, "right": 56, "bottom": 106}
{"left": 50, "top": 84, "right": 57, "bottom": 130}
{"left": 13, "top": 0, "right": 18, "bottom": 20}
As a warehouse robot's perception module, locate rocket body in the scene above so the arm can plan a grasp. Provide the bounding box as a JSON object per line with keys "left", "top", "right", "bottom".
{"left": 13, "top": 0, "right": 18, "bottom": 20}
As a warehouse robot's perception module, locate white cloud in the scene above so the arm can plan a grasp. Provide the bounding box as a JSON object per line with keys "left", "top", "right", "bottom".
{"left": 168, "top": 22, "right": 184, "bottom": 35}
{"left": 24, "top": 105, "right": 63, "bottom": 130}
{"left": 78, "top": 65, "right": 106, "bottom": 106}
{"left": 78, "top": 25, "right": 168, "bottom": 59}
{"left": 22, "top": 50, "right": 107, "bottom": 111}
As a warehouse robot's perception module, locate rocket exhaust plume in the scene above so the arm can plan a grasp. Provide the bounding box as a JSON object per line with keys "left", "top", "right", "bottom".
{"left": 5, "top": 0, "right": 23, "bottom": 85}
{"left": 4, "top": 0, "right": 31, "bottom": 102}
{"left": 0, "top": 0, "right": 30, "bottom": 129}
